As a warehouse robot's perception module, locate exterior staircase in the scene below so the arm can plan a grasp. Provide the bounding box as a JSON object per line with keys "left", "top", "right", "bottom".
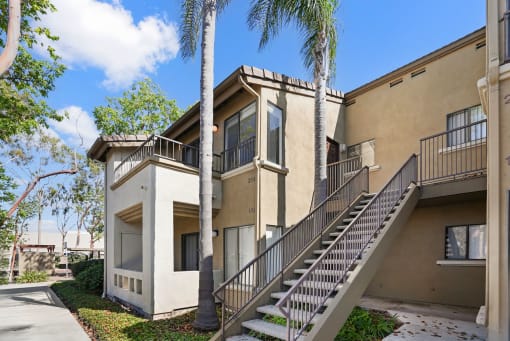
{"left": 214, "top": 155, "right": 419, "bottom": 341}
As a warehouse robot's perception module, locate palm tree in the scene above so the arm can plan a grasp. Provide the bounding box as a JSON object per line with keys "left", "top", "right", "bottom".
{"left": 0, "top": 0, "right": 21, "bottom": 75}
{"left": 248, "top": 0, "right": 338, "bottom": 204}
{"left": 180, "top": 0, "right": 230, "bottom": 330}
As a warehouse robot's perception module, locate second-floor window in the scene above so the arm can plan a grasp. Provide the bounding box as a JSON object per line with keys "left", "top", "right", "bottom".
{"left": 267, "top": 103, "right": 283, "bottom": 165}
{"left": 224, "top": 102, "right": 256, "bottom": 171}
{"left": 446, "top": 105, "right": 486, "bottom": 147}
{"left": 347, "top": 139, "right": 375, "bottom": 167}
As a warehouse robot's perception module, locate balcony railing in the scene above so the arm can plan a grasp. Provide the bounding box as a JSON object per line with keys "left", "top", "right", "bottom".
{"left": 114, "top": 135, "right": 222, "bottom": 182}
{"left": 222, "top": 136, "right": 256, "bottom": 173}
{"left": 419, "top": 119, "right": 487, "bottom": 184}
{"left": 327, "top": 156, "right": 362, "bottom": 195}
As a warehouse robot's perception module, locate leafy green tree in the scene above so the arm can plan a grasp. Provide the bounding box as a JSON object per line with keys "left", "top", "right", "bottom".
{"left": 2, "top": 130, "right": 77, "bottom": 223}
{"left": 248, "top": 0, "right": 338, "bottom": 203}
{"left": 7, "top": 197, "right": 37, "bottom": 281}
{"left": 71, "top": 157, "right": 104, "bottom": 248}
{"left": 0, "top": 0, "right": 66, "bottom": 141}
{"left": 0, "top": 165, "right": 16, "bottom": 279}
{"left": 49, "top": 184, "right": 73, "bottom": 253}
{"left": 93, "top": 78, "right": 182, "bottom": 135}
{"left": 180, "top": 0, "right": 231, "bottom": 330}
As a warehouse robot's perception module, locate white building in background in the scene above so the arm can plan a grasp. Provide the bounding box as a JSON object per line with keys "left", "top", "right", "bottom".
{"left": 23, "top": 230, "right": 104, "bottom": 254}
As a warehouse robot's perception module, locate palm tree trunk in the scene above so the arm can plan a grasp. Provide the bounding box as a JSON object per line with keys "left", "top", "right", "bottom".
{"left": 193, "top": 0, "right": 219, "bottom": 330}
{"left": 313, "top": 29, "right": 329, "bottom": 205}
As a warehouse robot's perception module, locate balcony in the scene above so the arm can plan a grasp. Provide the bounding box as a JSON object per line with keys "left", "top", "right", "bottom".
{"left": 221, "top": 136, "right": 256, "bottom": 173}
{"left": 419, "top": 120, "right": 487, "bottom": 198}
{"left": 114, "top": 135, "right": 256, "bottom": 183}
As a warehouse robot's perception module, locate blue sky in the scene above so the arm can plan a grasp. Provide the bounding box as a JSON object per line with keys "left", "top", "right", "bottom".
{"left": 40, "top": 0, "right": 486, "bottom": 151}
{"left": 9, "top": 0, "right": 486, "bottom": 232}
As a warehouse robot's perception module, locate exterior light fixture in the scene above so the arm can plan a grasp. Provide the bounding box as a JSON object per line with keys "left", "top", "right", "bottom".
{"left": 212, "top": 124, "right": 219, "bottom": 133}
{"left": 212, "top": 229, "right": 219, "bottom": 237}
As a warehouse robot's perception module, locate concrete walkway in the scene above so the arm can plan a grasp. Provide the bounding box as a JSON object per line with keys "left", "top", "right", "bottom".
{"left": 360, "top": 297, "right": 487, "bottom": 341}
{"left": 0, "top": 282, "right": 90, "bottom": 341}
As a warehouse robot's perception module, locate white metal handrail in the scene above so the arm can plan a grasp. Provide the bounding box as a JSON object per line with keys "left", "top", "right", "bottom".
{"left": 275, "top": 155, "right": 417, "bottom": 340}
{"left": 213, "top": 166, "right": 369, "bottom": 336}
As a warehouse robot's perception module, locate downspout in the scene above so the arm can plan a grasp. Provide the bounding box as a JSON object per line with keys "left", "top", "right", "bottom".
{"left": 238, "top": 75, "right": 263, "bottom": 252}
{"left": 0, "top": 0, "right": 21, "bottom": 75}
{"left": 102, "top": 160, "right": 108, "bottom": 298}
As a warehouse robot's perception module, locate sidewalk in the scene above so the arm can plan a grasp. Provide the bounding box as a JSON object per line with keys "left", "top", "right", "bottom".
{"left": 0, "top": 282, "right": 90, "bottom": 341}
{"left": 360, "top": 296, "right": 487, "bottom": 341}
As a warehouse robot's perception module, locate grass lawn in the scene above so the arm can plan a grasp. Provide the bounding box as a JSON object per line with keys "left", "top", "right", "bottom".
{"left": 52, "top": 280, "right": 398, "bottom": 341}
{"left": 51, "top": 281, "right": 215, "bottom": 341}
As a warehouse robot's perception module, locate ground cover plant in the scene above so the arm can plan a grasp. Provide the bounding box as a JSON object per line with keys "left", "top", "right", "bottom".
{"left": 51, "top": 280, "right": 215, "bottom": 341}
{"left": 250, "top": 306, "right": 398, "bottom": 341}
{"left": 16, "top": 270, "right": 48, "bottom": 283}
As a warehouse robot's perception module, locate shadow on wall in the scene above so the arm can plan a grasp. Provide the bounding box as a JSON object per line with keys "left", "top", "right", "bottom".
{"left": 19, "top": 252, "right": 55, "bottom": 275}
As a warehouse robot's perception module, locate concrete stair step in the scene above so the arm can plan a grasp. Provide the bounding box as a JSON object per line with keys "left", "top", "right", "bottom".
{"left": 271, "top": 291, "right": 333, "bottom": 306}
{"left": 257, "top": 305, "right": 321, "bottom": 324}
{"left": 226, "top": 335, "right": 261, "bottom": 341}
{"left": 294, "top": 268, "right": 340, "bottom": 276}
{"left": 242, "top": 319, "right": 303, "bottom": 340}
{"left": 284, "top": 277, "right": 348, "bottom": 289}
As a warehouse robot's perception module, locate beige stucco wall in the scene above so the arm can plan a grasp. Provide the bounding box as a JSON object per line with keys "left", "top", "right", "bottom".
{"left": 345, "top": 35, "right": 486, "bottom": 191}
{"left": 259, "top": 86, "right": 344, "bottom": 237}
{"left": 366, "top": 199, "right": 486, "bottom": 307}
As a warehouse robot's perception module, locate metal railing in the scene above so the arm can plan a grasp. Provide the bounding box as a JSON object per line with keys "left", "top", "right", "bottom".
{"left": 213, "top": 166, "right": 369, "bottom": 335}
{"left": 222, "top": 136, "right": 256, "bottom": 173}
{"left": 275, "top": 155, "right": 417, "bottom": 340}
{"left": 114, "top": 135, "right": 222, "bottom": 181}
{"left": 327, "top": 157, "right": 362, "bottom": 195}
{"left": 419, "top": 120, "right": 487, "bottom": 184}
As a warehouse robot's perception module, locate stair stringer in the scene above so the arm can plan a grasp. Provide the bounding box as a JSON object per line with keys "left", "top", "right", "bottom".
{"left": 303, "top": 184, "right": 420, "bottom": 341}
{"left": 210, "top": 193, "right": 368, "bottom": 341}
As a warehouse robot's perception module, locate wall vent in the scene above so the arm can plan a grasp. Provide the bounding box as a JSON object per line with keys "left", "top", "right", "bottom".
{"left": 475, "top": 41, "right": 486, "bottom": 49}
{"left": 411, "top": 68, "right": 426, "bottom": 78}
{"left": 389, "top": 78, "right": 403, "bottom": 88}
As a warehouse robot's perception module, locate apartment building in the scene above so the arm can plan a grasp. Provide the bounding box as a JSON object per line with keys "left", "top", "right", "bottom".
{"left": 89, "top": 15, "right": 509, "bottom": 340}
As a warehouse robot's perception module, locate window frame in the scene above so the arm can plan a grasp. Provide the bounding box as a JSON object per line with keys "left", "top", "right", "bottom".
{"left": 266, "top": 102, "right": 284, "bottom": 165}
{"left": 223, "top": 225, "right": 255, "bottom": 280}
{"left": 223, "top": 102, "right": 257, "bottom": 151}
{"left": 446, "top": 105, "right": 486, "bottom": 147}
{"left": 181, "top": 232, "right": 199, "bottom": 271}
{"left": 444, "top": 224, "right": 486, "bottom": 260}
{"left": 346, "top": 139, "right": 375, "bottom": 167}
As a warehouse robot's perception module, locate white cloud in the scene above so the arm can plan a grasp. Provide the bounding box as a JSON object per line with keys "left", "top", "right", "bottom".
{"left": 51, "top": 106, "right": 99, "bottom": 148}
{"left": 40, "top": 0, "right": 179, "bottom": 88}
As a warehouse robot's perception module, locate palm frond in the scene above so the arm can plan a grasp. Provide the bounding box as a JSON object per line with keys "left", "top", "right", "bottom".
{"left": 180, "top": 0, "right": 204, "bottom": 59}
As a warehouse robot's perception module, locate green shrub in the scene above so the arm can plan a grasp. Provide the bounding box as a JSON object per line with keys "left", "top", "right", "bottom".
{"left": 335, "top": 307, "right": 397, "bottom": 341}
{"left": 68, "top": 253, "right": 88, "bottom": 264}
{"left": 16, "top": 271, "right": 48, "bottom": 283}
{"left": 0, "top": 276, "right": 8, "bottom": 285}
{"left": 75, "top": 263, "right": 103, "bottom": 293}
{"left": 51, "top": 281, "right": 215, "bottom": 340}
{"left": 70, "top": 259, "right": 103, "bottom": 277}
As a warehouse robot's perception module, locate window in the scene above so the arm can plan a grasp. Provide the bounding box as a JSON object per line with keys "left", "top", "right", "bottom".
{"left": 327, "top": 138, "right": 340, "bottom": 164}
{"left": 224, "top": 225, "right": 255, "bottom": 280}
{"left": 445, "top": 224, "right": 486, "bottom": 260}
{"left": 446, "top": 105, "right": 486, "bottom": 147}
{"left": 224, "top": 102, "right": 256, "bottom": 171}
{"left": 265, "top": 225, "right": 283, "bottom": 279}
{"left": 181, "top": 232, "right": 199, "bottom": 271}
{"left": 347, "top": 139, "right": 375, "bottom": 167}
{"left": 267, "top": 103, "right": 283, "bottom": 165}
{"left": 182, "top": 138, "right": 199, "bottom": 167}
